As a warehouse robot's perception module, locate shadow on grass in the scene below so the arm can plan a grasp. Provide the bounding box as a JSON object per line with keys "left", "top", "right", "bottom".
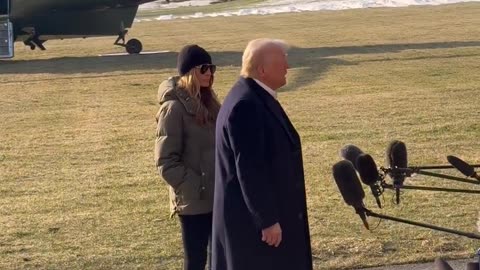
{"left": 0, "top": 51, "right": 179, "bottom": 75}
{"left": 2, "top": 41, "right": 480, "bottom": 90}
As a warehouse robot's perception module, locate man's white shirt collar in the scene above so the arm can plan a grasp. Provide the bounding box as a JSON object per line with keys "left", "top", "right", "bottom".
{"left": 253, "top": 79, "right": 277, "bottom": 100}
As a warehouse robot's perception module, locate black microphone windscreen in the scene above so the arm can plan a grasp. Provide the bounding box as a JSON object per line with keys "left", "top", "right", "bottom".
{"left": 340, "top": 144, "right": 364, "bottom": 170}
{"left": 356, "top": 154, "right": 380, "bottom": 186}
{"left": 386, "top": 140, "right": 408, "bottom": 169}
{"left": 434, "top": 258, "right": 454, "bottom": 270}
{"left": 447, "top": 155, "right": 475, "bottom": 178}
{"left": 332, "top": 160, "right": 365, "bottom": 207}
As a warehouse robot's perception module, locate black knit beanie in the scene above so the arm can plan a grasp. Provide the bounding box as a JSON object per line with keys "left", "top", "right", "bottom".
{"left": 177, "top": 44, "right": 212, "bottom": 76}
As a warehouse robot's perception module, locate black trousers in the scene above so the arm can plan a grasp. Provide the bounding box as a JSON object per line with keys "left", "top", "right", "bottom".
{"left": 178, "top": 212, "right": 212, "bottom": 270}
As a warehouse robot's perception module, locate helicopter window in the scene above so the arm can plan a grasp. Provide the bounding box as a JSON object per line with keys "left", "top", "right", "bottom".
{"left": 0, "top": 0, "right": 9, "bottom": 15}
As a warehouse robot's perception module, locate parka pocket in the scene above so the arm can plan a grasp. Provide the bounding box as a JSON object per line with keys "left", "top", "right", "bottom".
{"left": 174, "top": 175, "right": 202, "bottom": 201}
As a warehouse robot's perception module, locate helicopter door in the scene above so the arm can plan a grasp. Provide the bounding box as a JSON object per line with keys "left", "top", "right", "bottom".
{"left": 0, "top": 0, "right": 14, "bottom": 58}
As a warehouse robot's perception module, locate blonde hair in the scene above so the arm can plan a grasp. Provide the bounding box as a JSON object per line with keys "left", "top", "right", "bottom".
{"left": 240, "top": 38, "right": 289, "bottom": 78}
{"left": 178, "top": 69, "right": 220, "bottom": 125}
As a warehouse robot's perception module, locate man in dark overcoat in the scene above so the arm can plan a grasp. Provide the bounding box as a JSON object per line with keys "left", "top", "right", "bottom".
{"left": 212, "top": 38, "right": 312, "bottom": 270}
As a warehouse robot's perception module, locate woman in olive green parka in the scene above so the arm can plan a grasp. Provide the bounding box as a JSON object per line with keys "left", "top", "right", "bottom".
{"left": 155, "top": 44, "right": 220, "bottom": 270}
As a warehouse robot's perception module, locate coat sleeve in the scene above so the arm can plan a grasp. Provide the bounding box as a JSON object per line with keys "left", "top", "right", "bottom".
{"left": 155, "top": 101, "right": 200, "bottom": 189}
{"left": 227, "top": 99, "right": 279, "bottom": 230}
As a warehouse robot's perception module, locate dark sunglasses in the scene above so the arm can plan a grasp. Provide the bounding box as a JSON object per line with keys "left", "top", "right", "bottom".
{"left": 196, "top": 64, "right": 216, "bottom": 74}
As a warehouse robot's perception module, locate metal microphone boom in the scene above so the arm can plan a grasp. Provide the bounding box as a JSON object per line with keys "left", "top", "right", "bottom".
{"left": 381, "top": 167, "right": 480, "bottom": 185}
{"left": 364, "top": 209, "right": 480, "bottom": 240}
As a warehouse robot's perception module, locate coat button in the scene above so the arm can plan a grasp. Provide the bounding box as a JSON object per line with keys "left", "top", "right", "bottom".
{"left": 201, "top": 172, "right": 206, "bottom": 176}
{"left": 298, "top": 213, "right": 303, "bottom": 219}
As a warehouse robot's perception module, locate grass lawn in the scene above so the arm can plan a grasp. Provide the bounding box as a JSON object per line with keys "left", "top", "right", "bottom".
{"left": 1, "top": 3, "right": 480, "bottom": 269}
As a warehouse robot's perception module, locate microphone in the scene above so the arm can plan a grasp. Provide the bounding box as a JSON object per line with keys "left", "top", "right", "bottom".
{"left": 386, "top": 140, "right": 408, "bottom": 185}
{"left": 332, "top": 160, "right": 370, "bottom": 229}
{"left": 340, "top": 144, "right": 364, "bottom": 171}
{"left": 332, "top": 169, "right": 480, "bottom": 240}
{"left": 356, "top": 154, "right": 384, "bottom": 208}
{"left": 434, "top": 258, "right": 453, "bottom": 270}
{"left": 447, "top": 155, "right": 480, "bottom": 181}
{"left": 386, "top": 140, "right": 408, "bottom": 204}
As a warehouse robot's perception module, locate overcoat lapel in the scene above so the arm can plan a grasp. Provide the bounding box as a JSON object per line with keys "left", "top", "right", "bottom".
{"left": 244, "top": 78, "right": 299, "bottom": 146}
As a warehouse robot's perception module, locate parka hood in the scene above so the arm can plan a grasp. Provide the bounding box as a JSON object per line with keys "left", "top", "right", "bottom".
{"left": 157, "top": 76, "right": 179, "bottom": 105}
{"left": 157, "top": 76, "right": 198, "bottom": 115}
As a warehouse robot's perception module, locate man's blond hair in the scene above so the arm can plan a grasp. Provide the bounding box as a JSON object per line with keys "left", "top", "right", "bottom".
{"left": 240, "top": 38, "right": 289, "bottom": 78}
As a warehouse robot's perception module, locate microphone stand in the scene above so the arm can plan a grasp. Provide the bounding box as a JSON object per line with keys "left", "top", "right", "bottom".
{"left": 364, "top": 209, "right": 480, "bottom": 240}
{"left": 414, "top": 170, "right": 480, "bottom": 185}
{"left": 382, "top": 167, "right": 480, "bottom": 185}
{"left": 412, "top": 164, "right": 480, "bottom": 170}
{"left": 383, "top": 184, "right": 480, "bottom": 194}
{"left": 379, "top": 167, "right": 480, "bottom": 204}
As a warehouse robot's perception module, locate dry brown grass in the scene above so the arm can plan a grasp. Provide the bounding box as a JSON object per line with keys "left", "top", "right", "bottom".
{"left": 1, "top": 3, "right": 480, "bottom": 269}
